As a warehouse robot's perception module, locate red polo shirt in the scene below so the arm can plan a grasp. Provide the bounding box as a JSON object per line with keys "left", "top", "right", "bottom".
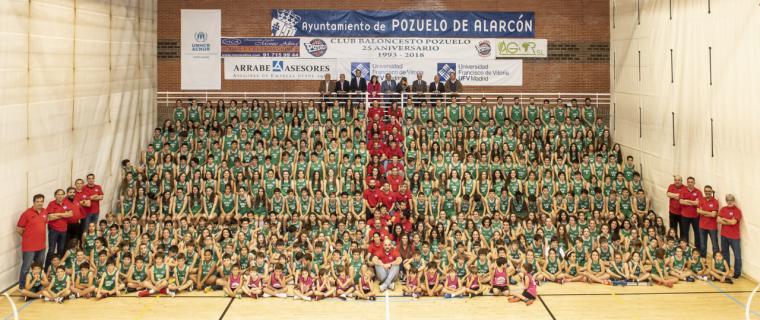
{"left": 81, "top": 184, "right": 103, "bottom": 215}
{"left": 363, "top": 188, "right": 380, "bottom": 207}
{"left": 719, "top": 206, "right": 742, "bottom": 239}
{"left": 74, "top": 190, "right": 90, "bottom": 216}
{"left": 387, "top": 174, "right": 405, "bottom": 192}
{"left": 698, "top": 197, "right": 719, "bottom": 230}
{"left": 667, "top": 184, "right": 685, "bottom": 214}
{"left": 46, "top": 200, "right": 70, "bottom": 232}
{"left": 668, "top": 183, "right": 686, "bottom": 215}
{"left": 17, "top": 207, "right": 48, "bottom": 252}
{"left": 374, "top": 246, "right": 401, "bottom": 264}
{"left": 378, "top": 190, "right": 396, "bottom": 208}
{"left": 64, "top": 198, "right": 82, "bottom": 224}
{"left": 679, "top": 187, "right": 702, "bottom": 218}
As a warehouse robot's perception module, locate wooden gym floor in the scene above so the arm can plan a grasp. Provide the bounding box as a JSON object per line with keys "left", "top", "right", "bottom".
{"left": 2, "top": 278, "right": 759, "bottom": 320}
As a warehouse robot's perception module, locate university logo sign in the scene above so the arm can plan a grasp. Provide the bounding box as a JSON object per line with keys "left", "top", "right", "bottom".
{"left": 437, "top": 63, "right": 457, "bottom": 81}
{"left": 271, "top": 9, "right": 301, "bottom": 36}
{"left": 351, "top": 62, "right": 371, "bottom": 80}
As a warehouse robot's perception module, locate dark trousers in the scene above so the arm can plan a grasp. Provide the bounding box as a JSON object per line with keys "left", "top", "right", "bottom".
{"left": 19, "top": 250, "right": 45, "bottom": 289}
{"left": 721, "top": 236, "right": 742, "bottom": 278}
{"left": 66, "top": 222, "right": 82, "bottom": 243}
{"left": 679, "top": 216, "right": 700, "bottom": 252}
{"left": 45, "top": 229, "right": 67, "bottom": 268}
{"left": 668, "top": 212, "right": 681, "bottom": 238}
{"left": 698, "top": 228, "right": 719, "bottom": 257}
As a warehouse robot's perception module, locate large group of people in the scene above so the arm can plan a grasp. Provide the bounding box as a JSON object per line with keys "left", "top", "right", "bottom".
{"left": 15, "top": 80, "right": 744, "bottom": 305}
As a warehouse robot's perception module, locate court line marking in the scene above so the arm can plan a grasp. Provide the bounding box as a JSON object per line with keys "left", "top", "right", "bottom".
{"left": 2, "top": 300, "right": 31, "bottom": 320}
{"left": 537, "top": 295, "right": 557, "bottom": 320}
{"left": 218, "top": 297, "right": 235, "bottom": 320}
{"left": 385, "top": 290, "right": 391, "bottom": 320}
{"left": 704, "top": 281, "right": 760, "bottom": 319}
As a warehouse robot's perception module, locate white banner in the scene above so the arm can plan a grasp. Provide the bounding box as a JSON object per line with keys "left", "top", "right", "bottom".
{"left": 336, "top": 60, "right": 522, "bottom": 86}
{"left": 181, "top": 10, "right": 221, "bottom": 90}
{"left": 495, "top": 39, "right": 547, "bottom": 58}
{"left": 224, "top": 58, "right": 335, "bottom": 80}
{"left": 224, "top": 58, "right": 522, "bottom": 85}
{"left": 299, "top": 37, "right": 495, "bottom": 60}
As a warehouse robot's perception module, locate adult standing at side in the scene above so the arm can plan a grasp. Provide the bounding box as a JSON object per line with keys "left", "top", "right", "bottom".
{"left": 74, "top": 178, "right": 91, "bottom": 237}
{"left": 45, "top": 189, "right": 73, "bottom": 267}
{"left": 82, "top": 174, "right": 104, "bottom": 229}
{"left": 718, "top": 194, "right": 742, "bottom": 279}
{"left": 372, "top": 238, "right": 402, "bottom": 292}
{"left": 16, "top": 194, "right": 48, "bottom": 289}
{"left": 696, "top": 185, "right": 719, "bottom": 257}
{"left": 64, "top": 186, "right": 83, "bottom": 244}
{"left": 666, "top": 175, "right": 685, "bottom": 238}
{"left": 678, "top": 176, "right": 702, "bottom": 252}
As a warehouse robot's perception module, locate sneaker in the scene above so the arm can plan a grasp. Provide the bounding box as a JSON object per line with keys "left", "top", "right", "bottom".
{"left": 262, "top": 293, "right": 272, "bottom": 298}
{"left": 56, "top": 297, "right": 64, "bottom": 304}
{"left": 444, "top": 293, "right": 452, "bottom": 299}
{"left": 685, "top": 276, "right": 695, "bottom": 282}
{"left": 725, "top": 278, "right": 734, "bottom": 284}
{"left": 138, "top": 290, "right": 151, "bottom": 297}
{"left": 236, "top": 294, "right": 242, "bottom": 299}
{"left": 69, "top": 294, "right": 76, "bottom": 300}
{"left": 276, "top": 293, "right": 288, "bottom": 298}
{"left": 44, "top": 297, "right": 51, "bottom": 302}
{"left": 304, "top": 296, "right": 312, "bottom": 301}
{"left": 508, "top": 297, "right": 521, "bottom": 303}
{"left": 412, "top": 293, "right": 419, "bottom": 299}
{"left": 337, "top": 295, "right": 347, "bottom": 301}
{"left": 526, "top": 299, "right": 534, "bottom": 306}
{"left": 369, "top": 296, "right": 376, "bottom": 301}
{"left": 159, "top": 288, "right": 167, "bottom": 295}
{"left": 293, "top": 295, "right": 301, "bottom": 300}
{"left": 204, "top": 287, "right": 213, "bottom": 294}
{"left": 389, "top": 282, "right": 396, "bottom": 290}
{"left": 379, "top": 284, "right": 388, "bottom": 292}
{"left": 733, "top": 275, "right": 741, "bottom": 280}
{"left": 167, "top": 290, "right": 176, "bottom": 297}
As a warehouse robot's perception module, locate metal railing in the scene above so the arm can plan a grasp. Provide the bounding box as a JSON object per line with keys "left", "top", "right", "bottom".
{"left": 157, "top": 91, "right": 610, "bottom": 106}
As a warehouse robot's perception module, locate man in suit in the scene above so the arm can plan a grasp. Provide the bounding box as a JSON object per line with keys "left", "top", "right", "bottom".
{"left": 428, "top": 74, "right": 444, "bottom": 106}
{"left": 350, "top": 69, "right": 367, "bottom": 93}
{"left": 318, "top": 73, "right": 335, "bottom": 98}
{"left": 444, "top": 71, "right": 464, "bottom": 94}
{"left": 334, "top": 73, "right": 350, "bottom": 98}
{"left": 412, "top": 72, "right": 427, "bottom": 95}
{"left": 381, "top": 73, "right": 397, "bottom": 95}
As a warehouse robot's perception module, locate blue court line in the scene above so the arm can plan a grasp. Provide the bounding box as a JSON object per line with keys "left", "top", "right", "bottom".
{"left": 705, "top": 280, "right": 760, "bottom": 319}
{"left": 3, "top": 299, "right": 32, "bottom": 320}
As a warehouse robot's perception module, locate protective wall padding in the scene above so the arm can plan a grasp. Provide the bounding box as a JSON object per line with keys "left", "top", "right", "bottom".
{"left": 0, "top": 0, "right": 157, "bottom": 288}
{"left": 611, "top": 0, "right": 760, "bottom": 279}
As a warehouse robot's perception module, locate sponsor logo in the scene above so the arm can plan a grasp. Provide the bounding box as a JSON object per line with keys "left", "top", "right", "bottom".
{"left": 304, "top": 38, "right": 328, "bottom": 57}
{"left": 351, "top": 62, "right": 371, "bottom": 80}
{"left": 222, "top": 38, "right": 242, "bottom": 46}
{"left": 497, "top": 40, "right": 545, "bottom": 57}
{"left": 194, "top": 31, "right": 208, "bottom": 43}
{"left": 271, "top": 9, "right": 301, "bottom": 36}
{"left": 192, "top": 31, "right": 211, "bottom": 52}
{"left": 476, "top": 40, "right": 492, "bottom": 57}
{"left": 272, "top": 60, "right": 285, "bottom": 72}
{"left": 437, "top": 63, "right": 457, "bottom": 81}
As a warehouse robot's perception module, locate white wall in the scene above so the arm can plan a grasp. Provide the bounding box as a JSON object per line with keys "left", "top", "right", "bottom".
{"left": 0, "top": 0, "right": 156, "bottom": 289}
{"left": 611, "top": 0, "right": 760, "bottom": 279}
